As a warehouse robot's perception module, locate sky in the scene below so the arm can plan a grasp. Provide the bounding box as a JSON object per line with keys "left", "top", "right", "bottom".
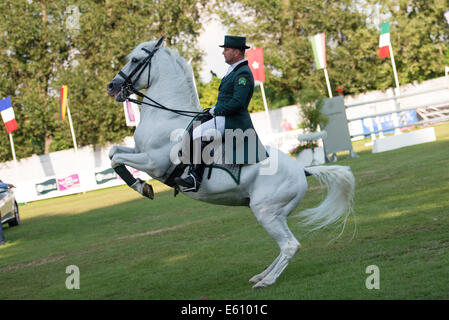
{"left": 197, "top": 17, "right": 228, "bottom": 83}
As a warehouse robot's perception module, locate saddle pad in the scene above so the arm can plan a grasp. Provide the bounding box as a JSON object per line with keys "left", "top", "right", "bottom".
{"left": 207, "top": 163, "right": 243, "bottom": 185}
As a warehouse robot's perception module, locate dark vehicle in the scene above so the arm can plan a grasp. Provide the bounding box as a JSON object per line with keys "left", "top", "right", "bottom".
{"left": 0, "top": 186, "right": 20, "bottom": 227}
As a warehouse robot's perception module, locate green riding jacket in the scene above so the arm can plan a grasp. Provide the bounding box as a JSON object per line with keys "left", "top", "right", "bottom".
{"left": 213, "top": 60, "right": 268, "bottom": 164}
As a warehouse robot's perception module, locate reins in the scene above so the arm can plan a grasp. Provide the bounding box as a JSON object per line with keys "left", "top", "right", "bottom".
{"left": 127, "top": 88, "right": 205, "bottom": 118}
{"left": 117, "top": 36, "right": 207, "bottom": 118}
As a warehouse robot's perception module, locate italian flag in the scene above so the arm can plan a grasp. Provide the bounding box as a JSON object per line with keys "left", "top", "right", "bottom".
{"left": 379, "top": 22, "right": 390, "bottom": 58}
{"left": 310, "top": 33, "right": 327, "bottom": 70}
{"left": 60, "top": 85, "right": 68, "bottom": 120}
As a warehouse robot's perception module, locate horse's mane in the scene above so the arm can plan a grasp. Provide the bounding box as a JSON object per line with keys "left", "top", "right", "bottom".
{"left": 164, "top": 47, "right": 201, "bottom": 109}
{"left": 131, "top": 41, "right": 201, "bottom": 110}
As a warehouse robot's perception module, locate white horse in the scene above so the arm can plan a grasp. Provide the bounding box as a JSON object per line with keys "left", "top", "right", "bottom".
{"left": 106, "top": 39, "right": 355, "bottom": 289}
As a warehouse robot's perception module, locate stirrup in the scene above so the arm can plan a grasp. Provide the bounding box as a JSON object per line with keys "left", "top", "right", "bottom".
{"left": 175, "top": 174, "right": 200, "bottom": 192}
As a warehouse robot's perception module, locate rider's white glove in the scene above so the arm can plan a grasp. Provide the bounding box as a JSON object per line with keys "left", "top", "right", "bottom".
{"left": 209, "top": 106, "right": 215, "bottom": 116}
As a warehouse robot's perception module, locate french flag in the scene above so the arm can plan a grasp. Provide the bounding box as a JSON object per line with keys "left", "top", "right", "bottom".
{"left": 0, "top": 97, "right": 18, "bottom": 134}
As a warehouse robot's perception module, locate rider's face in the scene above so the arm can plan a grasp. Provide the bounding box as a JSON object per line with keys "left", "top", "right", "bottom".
{"left": 222, "top": 47, "right": 240, "bottom": 65}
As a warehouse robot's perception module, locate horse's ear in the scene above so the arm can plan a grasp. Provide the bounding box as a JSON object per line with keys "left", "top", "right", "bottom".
{"left": 155, "top": 36, "right": 165, "bottom": 49}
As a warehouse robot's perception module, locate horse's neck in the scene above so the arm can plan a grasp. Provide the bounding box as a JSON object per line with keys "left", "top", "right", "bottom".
{"left": 142, "top": 59, "right": 201, "bottom": 130}
{"left": 141, "top": 86, "right": 196, "bottom": 133}
{"left": 135, "top": 61, "right": 201, "bottom": 173}
{"left": 149, "top": 52, "right": 200, "bottom": 113}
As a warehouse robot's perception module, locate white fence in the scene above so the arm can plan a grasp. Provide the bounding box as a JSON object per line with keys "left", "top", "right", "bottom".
{"left": 344, "top": 76, "right": 449, "bottom": 139}
{"left": 2, "top": 76, "right": 449, "bottom": 203}
{"left": 0, "top": 137, "right": 150, "bottom": 204}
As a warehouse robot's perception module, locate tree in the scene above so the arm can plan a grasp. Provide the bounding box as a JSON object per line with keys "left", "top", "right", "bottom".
{"left": 214, "top": 0, "right": 449, "bottom": 106}
{"left": 0, "top": 0, "right": 208, "bottom": 162}
{"left": 0, "top": 1, "right": 72, "bottom": 160}
{"left": 197, "top": 75, "right": 266, "bottom": 112}
{"left": 370, "top": 0, "right": 449, "bottom": 88}
{"left": 215, "top": 0, "right": 374, "bottom": 104}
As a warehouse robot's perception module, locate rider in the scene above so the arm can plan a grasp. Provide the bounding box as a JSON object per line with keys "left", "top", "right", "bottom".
{"left": 175, "top": 35, "right": 267, "bottom": 192}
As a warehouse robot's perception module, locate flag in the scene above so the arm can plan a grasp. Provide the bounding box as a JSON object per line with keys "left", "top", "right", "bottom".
{"left": 309, "top": 33, "right": 327, "bottom": 70}
{"left": 0, "top": 97, "right": 18, "bottom": 133}
{"left": 60, "top": 85, "right": 68, "bottom": 120}
{"left": 445, "top": 10, "right": 449, "bottom": 24}
{"left": 246, "top": 48, "right": 265, "bottom": 82}
{"left": 379, "top": 22, "right": 390, "bottom": 58}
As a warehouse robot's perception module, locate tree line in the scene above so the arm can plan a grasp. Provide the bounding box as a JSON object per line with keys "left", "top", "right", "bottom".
{"left": 1, "top": 0, "right": 448, "bottom": 162}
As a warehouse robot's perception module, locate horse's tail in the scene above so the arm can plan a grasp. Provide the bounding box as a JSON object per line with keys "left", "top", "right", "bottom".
{"left": 295, "top": 165, "right": 355, "bottom": 233}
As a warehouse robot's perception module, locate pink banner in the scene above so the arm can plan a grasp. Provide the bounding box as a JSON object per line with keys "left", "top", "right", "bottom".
{"left": 126, "top": 101, "right": 135, "bottom": 122}
{"left": 57, "top": 174, "right": 81, "bottom": 191}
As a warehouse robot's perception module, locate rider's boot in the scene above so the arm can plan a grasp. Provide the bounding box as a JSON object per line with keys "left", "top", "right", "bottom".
{"left": 174, "top": 163, "right": 205, "bottom": 192}
{"left": 175, "top": 139, "right": 208, "bottom": 192}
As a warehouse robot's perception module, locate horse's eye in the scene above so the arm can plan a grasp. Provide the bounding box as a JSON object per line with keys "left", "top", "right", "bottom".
{"left": 131, "top": 57, "right": 139, "bottom": 63}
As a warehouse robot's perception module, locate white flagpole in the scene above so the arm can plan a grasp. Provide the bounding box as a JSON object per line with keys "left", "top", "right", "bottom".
{"left": 323, "top": 68, "right": 333, "bottom": 98}
{"left": 388, "top": 42, "right": 402, "bottom": 135}
{"left": 389, "top": 43, "right": 400, "bottom": 93}
{"left": 188, "top": 58, "right": 200, "bottom": 101}
{"left": 259, "top": 82, "right": 273, "bottom": 133}
{"left": 8, "top": 133, "right": 16, "bottom": 161}
{"left": 66, "top": 99, "right": 78, "bottom": 152}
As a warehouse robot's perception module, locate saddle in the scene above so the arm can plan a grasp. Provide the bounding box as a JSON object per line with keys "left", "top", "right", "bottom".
{"left": 164, "top": 113, "right": 244, "bottom": 195}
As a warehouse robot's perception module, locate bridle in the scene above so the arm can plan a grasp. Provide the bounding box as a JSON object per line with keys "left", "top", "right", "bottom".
{"left": 116, "top": 36, "right": 206, "bottom": 118}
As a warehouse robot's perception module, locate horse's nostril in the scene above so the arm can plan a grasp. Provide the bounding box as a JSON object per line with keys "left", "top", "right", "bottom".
{"left": 107, "top": 83, "right": 113, "bottom": 90}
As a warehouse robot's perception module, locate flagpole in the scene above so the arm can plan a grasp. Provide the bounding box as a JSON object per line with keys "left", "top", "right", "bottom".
{"left": 188, "top": 58, "right": 200, "bottom": 101}
{"left": 259, "top": 82, "right": 273, "bottom": 133}
{"left": 389, "top": 43, "right": 400, "bottom": 94}
{"left": 8, "top": 133, "right": 16, "bottom": 161}
{"left": 388, "top": 42, "right": 402, "bottom": 135}
{"left": 323, "top": 68, "right": 333, "bottom": 98}
{"left": 66, "top": 99, "right": 78, "bottom": 153}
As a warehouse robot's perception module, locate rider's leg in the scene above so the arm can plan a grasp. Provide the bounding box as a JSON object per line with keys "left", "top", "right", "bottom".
{"left": 191, "top": 116, "right": 225, "bottom": 142}
{"left": 175, "top": 117, "right": 225, "bottom": 192}
{"left": 174, "top": 139, "right": 207, "bottom": 192}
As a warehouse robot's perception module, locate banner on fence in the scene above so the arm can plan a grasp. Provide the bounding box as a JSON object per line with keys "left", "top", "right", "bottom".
{"left": 95, "top": 168, "right": 118, "bottom": 185}
{"left": 57, "top": 174, "right": 81, "bottom": 191}
{"left": 35, "top": 178, "right": 58, "bottom": 196}
{"left": 361, "top": 110, "right": 418, "bottom": 137}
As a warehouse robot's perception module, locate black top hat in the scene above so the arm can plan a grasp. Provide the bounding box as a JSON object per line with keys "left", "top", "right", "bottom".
{"left": 219, "top": 35, "right": 250, "bottom": 49}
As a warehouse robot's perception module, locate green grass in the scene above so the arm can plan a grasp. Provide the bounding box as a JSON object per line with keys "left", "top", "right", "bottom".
{"left": 1, "top": 123, "right": 448, "bottom": 300}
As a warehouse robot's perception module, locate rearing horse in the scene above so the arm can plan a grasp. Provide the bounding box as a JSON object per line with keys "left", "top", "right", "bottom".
{"left": 106, "top": 38, "right": 355, "bottom": 289}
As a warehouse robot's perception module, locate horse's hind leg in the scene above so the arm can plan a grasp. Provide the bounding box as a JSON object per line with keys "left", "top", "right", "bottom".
{"left": 249, "top": 202, "right": 302, "bottom": 289}
{"left": 248, "top": 253, "right": 282, "bottom": 284}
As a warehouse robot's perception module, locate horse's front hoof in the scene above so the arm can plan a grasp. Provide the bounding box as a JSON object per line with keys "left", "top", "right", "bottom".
{"left": 143, "top": 183, "right": 154, "bottom": 200}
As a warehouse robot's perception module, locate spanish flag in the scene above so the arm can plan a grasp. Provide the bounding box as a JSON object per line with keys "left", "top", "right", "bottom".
{"left": 60, "top": 85, "right": 68, "bottom": 120}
